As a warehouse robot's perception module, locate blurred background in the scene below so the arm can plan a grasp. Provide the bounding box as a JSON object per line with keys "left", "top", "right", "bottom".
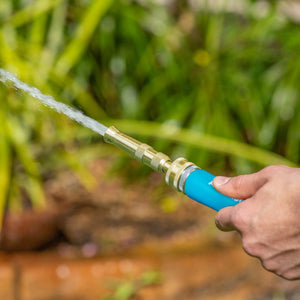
{"left": 0, "top": 0, "right": 300, "bottom": 299}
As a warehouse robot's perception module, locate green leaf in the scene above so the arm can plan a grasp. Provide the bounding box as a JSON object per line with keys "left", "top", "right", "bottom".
{"left": 0, "top": 110, "right": 11, "bottom": 229}
{"left": 110, "top": 120, "right": 298, "bottom": 168}
{"left": 6, "top": 0, "right": 63, "bottom": 28}
{"left": 113, "top": 282, "right": 135, "bottom": 300}
{"left": 55, "top": 0, "right": 114, "bottom": 75}
{"left": 7, "top": 116, "right": 46, "bottom": 209}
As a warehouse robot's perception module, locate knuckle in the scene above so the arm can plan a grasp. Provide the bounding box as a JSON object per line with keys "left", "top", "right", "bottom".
{"left": 262, "top": 259, "right": 278, "bottom": 272}
{"left": 262, "top": 165, "right": 276, "bottom": 173}
{"left": 231, "top": 175, "right": 245, "bottom": 192}
{"left": 262, "top": 165, "right": 287, "bottom": 176}
{"left": 242, "top": 238, "right": 260, "bottom": 257}
{"left": 281, "top": 271, "right": 299, "bottom": 281}
{"left": 231, "top": 207, "right": 248, "bottom": 230}
{"left": 215, "top": 216, "right": 223, "bottom": 230}
{"left": 231, "top": 212, "right": 242, "bottom": 228}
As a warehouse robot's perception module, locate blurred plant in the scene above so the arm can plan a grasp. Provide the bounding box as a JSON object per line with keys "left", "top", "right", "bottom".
{"left": 0, "top": 0, "right": 113, "bottom": 225}
{"left": 100, "top": 271, "right": 161, "bottom": 300}
{"left": 89, "top": 0, "right": 300, "bottom": 174}
{"left": 0, "top": 0, "right": 299, "bottom": 224}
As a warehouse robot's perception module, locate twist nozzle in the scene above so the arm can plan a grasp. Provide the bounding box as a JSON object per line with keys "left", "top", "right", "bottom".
{"left": 103, "top": 126, "right": 198, "bottom": 193}
{"left": 104, "top": 126, "right": 172, "bottom": 173}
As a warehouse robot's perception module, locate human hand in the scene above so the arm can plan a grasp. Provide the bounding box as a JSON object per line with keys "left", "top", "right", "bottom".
{"left": 213, "top": 165, "right": 300, "bottom": 280}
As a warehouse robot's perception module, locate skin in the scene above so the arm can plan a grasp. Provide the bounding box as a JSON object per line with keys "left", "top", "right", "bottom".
{"left": 212, "top": 165, "right": 300, "bottom": 280}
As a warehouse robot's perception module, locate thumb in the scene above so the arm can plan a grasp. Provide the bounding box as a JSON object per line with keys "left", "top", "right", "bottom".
{"left": 213, "top": 172, "right": 266, "bottom": 199}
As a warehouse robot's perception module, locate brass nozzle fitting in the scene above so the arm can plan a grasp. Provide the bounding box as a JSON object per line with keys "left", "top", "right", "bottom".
{"left": 103, "top": 126, "right": 199, "bottom": 193}
{"left": 104, "top": 126, "right": 171, "bottom": 173}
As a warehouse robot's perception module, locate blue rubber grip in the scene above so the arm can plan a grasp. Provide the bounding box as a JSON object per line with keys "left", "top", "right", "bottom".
{"left": 184, "top": 169, "right": 242, "bottom": 211}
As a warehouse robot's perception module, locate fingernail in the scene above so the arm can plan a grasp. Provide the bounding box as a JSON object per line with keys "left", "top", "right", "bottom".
{"left": 214, "top": 176, "right": 230, "bottom": 186}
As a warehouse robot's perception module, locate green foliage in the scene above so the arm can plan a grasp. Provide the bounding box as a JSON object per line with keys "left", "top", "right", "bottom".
{"left": 100, "top": 271, "right": 161, "bottom": 300}
{"left": 0, "top": 0, "right": 299, "bottom": 218}
{"left": 111, "top": 119, "right": 297, "bottom": 168}
{"left": 0, "top": 0, "right": 113, "bottom": 218}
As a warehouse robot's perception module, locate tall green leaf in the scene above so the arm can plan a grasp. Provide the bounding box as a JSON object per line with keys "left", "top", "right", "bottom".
{"left": 55, "top": 0, "right": 114, "bottom": 75}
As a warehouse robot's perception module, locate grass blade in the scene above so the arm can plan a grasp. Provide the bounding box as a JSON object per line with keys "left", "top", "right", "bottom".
{"left": 55, "top": 0, "right": 114, "bottom": 75}
{"left": 7, "top": 115, "right": 46, "bottom": 209}
{"left": 111, "top": 120, "right": 298, "bottom": 168}
{"left": 0, "top": 109, "right": 11, "bottom": 229}
{"left": 5, "top": 0, "right": 63, "bottom": 28}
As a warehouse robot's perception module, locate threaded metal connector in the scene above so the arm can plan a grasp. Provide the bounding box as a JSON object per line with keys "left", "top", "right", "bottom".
{"left": 165, "top": 158, "right": 198, "bottom": 192}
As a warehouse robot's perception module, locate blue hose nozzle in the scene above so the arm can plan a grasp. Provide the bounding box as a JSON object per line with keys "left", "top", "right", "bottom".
{"left": 183, "top": 168, "right": 242, "bottom": 211}
{"left": 165, "top": 158, "right": 242, "bottom": 211}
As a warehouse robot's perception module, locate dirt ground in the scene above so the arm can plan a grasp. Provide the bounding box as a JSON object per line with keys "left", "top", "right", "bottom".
{"left": 0, "top": 159, "right": 299, "bottom": 299}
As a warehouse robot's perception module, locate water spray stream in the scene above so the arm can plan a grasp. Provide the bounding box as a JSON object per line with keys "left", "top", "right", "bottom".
{"left": 0, "top": 68, "right": 242, "bottom": 211}
{"left": 0, "top": 69, "right": 108, "bottom": 136}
